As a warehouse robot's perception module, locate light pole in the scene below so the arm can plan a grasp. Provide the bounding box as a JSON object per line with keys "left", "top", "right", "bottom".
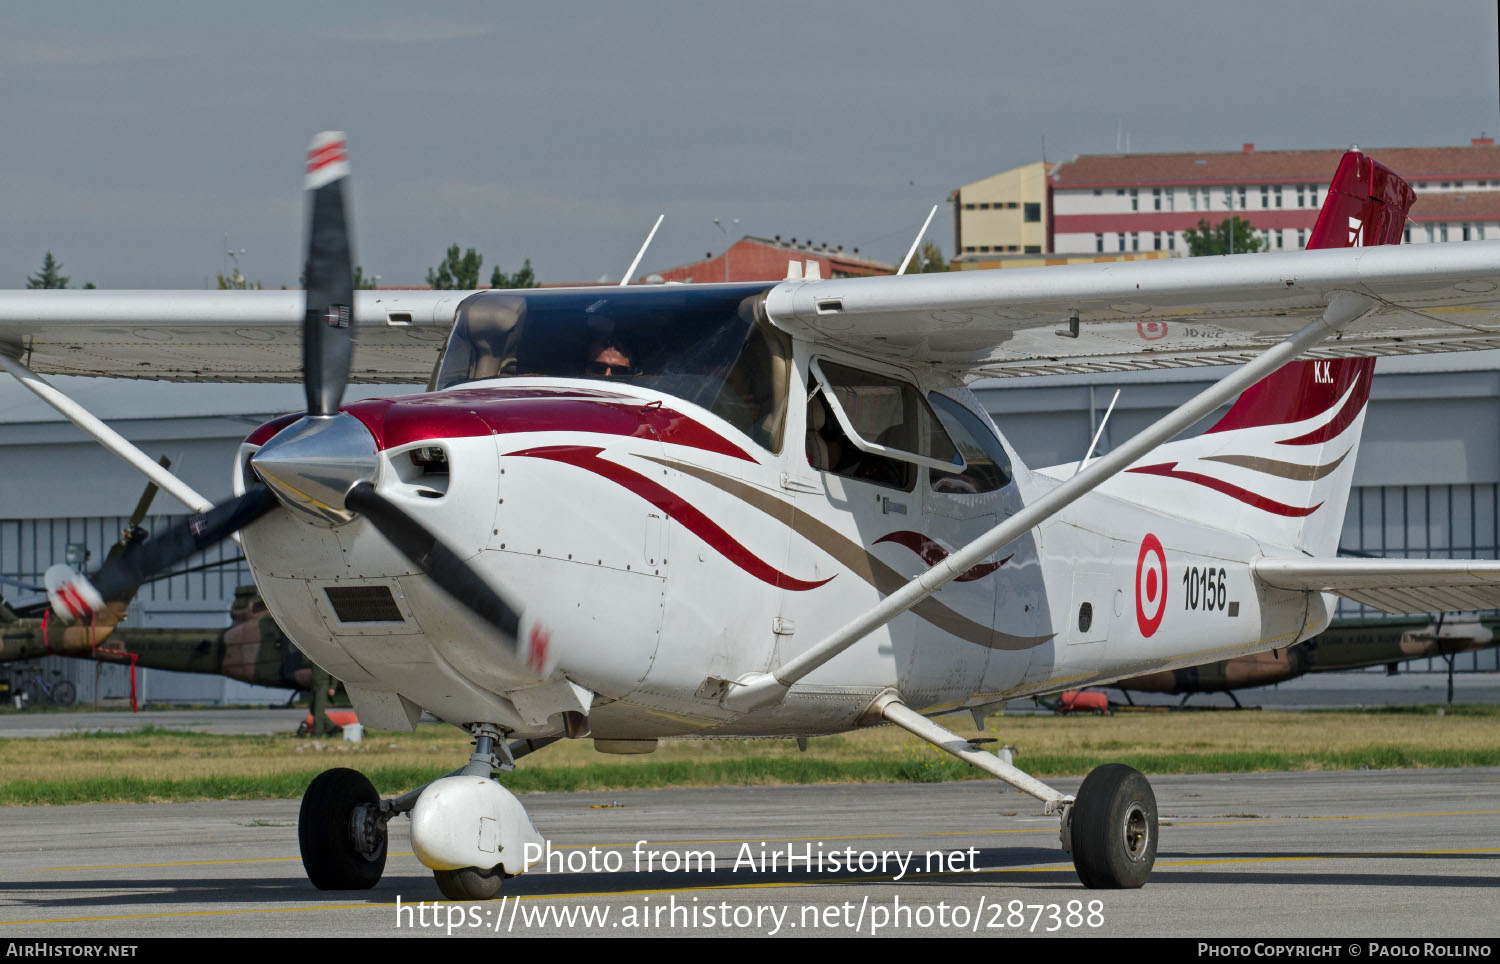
{"left": 712, "top": 218, "right": 738, "bottom": 282}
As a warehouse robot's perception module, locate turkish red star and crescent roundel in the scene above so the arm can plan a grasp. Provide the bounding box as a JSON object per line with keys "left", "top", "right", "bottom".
{"left": 1135, "top": 533, "right": 1167, "bottom": 637}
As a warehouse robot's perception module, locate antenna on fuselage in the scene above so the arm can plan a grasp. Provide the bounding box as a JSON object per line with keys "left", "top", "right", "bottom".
{"left": 619, "top": 213, "right": 665, "bottom": 286}
{"left": 897, "top": 204, "right": 939, "bottom": 275}
{"left": 1072, "top": 388, "right": 1121, "bottom": 479}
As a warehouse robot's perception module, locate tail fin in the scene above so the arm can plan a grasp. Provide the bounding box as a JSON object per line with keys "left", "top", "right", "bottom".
{"left": 1127, "top": 151, "right": 1415, "bottom": 556}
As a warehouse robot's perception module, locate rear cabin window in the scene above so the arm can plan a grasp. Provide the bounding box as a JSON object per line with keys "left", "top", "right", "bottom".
{"left": 926, "top": 393, "right": 1013, "bottom": 494}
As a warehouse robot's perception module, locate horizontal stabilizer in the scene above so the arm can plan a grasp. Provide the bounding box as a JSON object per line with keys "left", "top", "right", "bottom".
{"left": 1254, "top": 558, "right": 1500, "bottom": 614}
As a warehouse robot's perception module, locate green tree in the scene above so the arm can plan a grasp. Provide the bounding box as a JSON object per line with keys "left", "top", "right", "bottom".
{"left": 1184, "top": 217, "right": 1263, "bottom": 256}
{"left": 216, "top": 269, "right": 262, "bottom": 290}
{"left": 912, "top": 240, "right": 948, "bottom": 273}
{"left": 354, "top": 266, "right": 378, "bottom": 289}
{"left": 26, "top": 252, "right": 69, "bottom": 289}
{"left": 427, "top": 244, "right": 483, "bottom": 289}
{"left": 490, "top": 259, "right": 538, "bottom": 289}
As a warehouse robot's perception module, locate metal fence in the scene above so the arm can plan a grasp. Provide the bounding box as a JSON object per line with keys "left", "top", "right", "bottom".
{"left": 1338, "top": 484, "right": 1500, "bottom": 671}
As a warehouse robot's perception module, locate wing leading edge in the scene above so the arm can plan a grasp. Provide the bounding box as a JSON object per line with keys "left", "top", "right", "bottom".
{"left": 763, "top": 239, "right": 1500, "bottom": 378}
{"left": 0, "top": 289, "right": 470, "bottom": 382}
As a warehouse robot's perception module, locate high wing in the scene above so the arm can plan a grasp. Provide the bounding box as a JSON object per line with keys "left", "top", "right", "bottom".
{"left": 1253, "top": 559, "right": 1500, "bottom": 614}
{"left": 0, "top": 289, "right": 469, "bottom": 382}
{"left": 5, "top": 241, "right": 1500, "bottom": 382}
{"left": 762, "top": 241, "right": 1500, "bottom": 377}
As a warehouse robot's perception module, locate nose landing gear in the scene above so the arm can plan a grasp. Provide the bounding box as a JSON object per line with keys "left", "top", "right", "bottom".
{"left": 297, "top": 727, "right": 557, "bottom": 897}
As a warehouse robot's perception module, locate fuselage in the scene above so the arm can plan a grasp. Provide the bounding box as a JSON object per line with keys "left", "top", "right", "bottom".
{"left": 236, "top": 285, "right": 1321, "bottom": 740}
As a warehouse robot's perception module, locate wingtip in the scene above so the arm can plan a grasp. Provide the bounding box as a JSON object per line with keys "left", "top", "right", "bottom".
{"left": 305, "top": 131, "right": 349, "bottom": 191}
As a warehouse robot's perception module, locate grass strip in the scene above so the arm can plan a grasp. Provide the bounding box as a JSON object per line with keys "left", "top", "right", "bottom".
{"left": 6, "top": 746, "right": 1500, "bottom": 806}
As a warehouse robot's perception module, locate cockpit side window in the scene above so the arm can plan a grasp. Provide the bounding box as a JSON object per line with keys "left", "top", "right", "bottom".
{"left": 926, "top": 392, "right": 1013, "bottom": 494}
{"left": 709, "top": 311, "right": 792, "bottom": 453}
{"left": 805, "top": 375, "right": 915, "bottom": 492}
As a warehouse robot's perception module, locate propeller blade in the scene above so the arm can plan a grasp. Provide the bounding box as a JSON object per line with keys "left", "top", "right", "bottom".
{"left": 45, "top": 486, "right": 279, "bottom": 620}
{"left": 344, "top": 482, "right": 523, "bottom": 649}
{"left": 303, "top": 131, "right": 355, "bottom": 417}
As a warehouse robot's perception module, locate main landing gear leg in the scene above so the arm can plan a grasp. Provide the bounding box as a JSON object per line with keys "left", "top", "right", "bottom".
{"left": 878, "top": 696, "right": 1157, "bottom": 889}
{"left": 296, "top": 729, "right": 558, "bottom": 896}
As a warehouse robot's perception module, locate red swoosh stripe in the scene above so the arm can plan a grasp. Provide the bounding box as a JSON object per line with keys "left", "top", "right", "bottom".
{"left": 1277, "top": 375, "right": 1370, "bottom": 446}
{"left": 874, "top": 531, "right": 1010, "bottom": 582}
{"left": 339, "top": 392, "right": 757, "bottom": 462}
{"left": 1127, "top": 462, "right": 1321, "bottom": 517}
{"left": 508, "top": 445, "right": 833, "bottom": 592}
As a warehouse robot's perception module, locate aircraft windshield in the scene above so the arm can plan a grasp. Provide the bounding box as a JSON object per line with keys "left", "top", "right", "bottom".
{"left": 432, "top": 284, "right": 792, "bottom": 451}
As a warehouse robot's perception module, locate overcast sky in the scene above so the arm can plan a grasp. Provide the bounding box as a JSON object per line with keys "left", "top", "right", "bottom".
{"left": 2, "top": 1, "right": 1496, "bottom": 289}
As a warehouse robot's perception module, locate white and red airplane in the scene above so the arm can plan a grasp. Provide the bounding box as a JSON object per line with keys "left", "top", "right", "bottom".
{"left": 5, "top": 134, "right": 1500, "bottom": 897}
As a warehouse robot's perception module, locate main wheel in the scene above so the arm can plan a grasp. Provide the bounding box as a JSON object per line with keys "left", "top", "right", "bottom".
{"left": 298, "top": 767, "right": 387, "bottom": 890}
{"left": 1069, "top": 763, "right": 1157, "bottom": 889}
{"left": 434, "top": 866, "right": 506, "bottom": 901}
{"left": 50, "top": 681, "right": 76, "bottom": 707}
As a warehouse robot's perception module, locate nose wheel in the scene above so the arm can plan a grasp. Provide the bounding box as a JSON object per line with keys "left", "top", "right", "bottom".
{"left": 298, "top": 767, "right": 388, "bottom": 890}
{"left": 434, "top": 866, "right": 512, "bottom": 901}
{"left": 1066, "top": 764, "right": 1157, "bottom": 889}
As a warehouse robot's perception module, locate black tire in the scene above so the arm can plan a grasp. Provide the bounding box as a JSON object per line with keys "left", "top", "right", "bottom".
{"left": 1070, "top": 763, "right": 1157, "bottom": 889}
{"left": 298, "top": 767, "right": 386, "bottom": 890}
{"left": 434, "top": 867, "right": 505, "bottom": 901}
{"left": 50, "top": 681, "right": 76, "bottom": 708}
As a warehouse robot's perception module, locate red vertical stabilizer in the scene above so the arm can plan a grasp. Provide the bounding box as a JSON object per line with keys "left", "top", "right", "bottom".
{"left": 1205, "top": 152, "right": 1414, "bottom": 441}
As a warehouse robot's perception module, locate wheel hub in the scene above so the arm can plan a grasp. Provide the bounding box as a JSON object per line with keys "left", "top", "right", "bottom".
{"left": 348, "top": 802, "right": 387, "bottom": 860}
{"left": 1122, "top": 802, "right": 1150, "bottom": 861}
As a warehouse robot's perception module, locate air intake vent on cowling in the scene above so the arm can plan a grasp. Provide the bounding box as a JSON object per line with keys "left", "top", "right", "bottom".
{"left": 325, "top": 585, "right": 404, "bottom": 622}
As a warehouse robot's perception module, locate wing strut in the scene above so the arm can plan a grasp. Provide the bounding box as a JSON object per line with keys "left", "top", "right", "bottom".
{"left": 0, "top": 354, "right": 213, "bottom": 514}
{"left": 721, "top": 290, "right": 1378, "bottom": 712}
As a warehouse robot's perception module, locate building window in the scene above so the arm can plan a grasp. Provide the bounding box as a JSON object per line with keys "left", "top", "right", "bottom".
{"left": 1131, "top": 233, "right": 1140, "bottom": 251}
{"left": 1309, "top": 185, "right": 1318, "bottom": 207}
{"left": 1463, "top": 224, "right": 1472, "bottom": 241}
{"left": 1260, "top": 185, "right": 1269, "bottom": 208}
{"left": 1116, "top": 188, "right": 1125, "bottom": 196}
{"left": 1190, "top": 189, "right": 1199, "bottom": 211}
{"left": 1276, "top": 231, "right": 1284, "bottom": 249}
{"left": 1130, "top": 188, "right": 1138, "bottom": 211}
{"left": 1223, "top": 186, "right": 1233, "bottom": 209}
{"left": 1440, "top": 223, "right": 1449, "bottom": 242}
{"left": 1024, "top": 202, "right": 1041, "bottom": 222}
{"left": 1093, "top": 189, "right": 1102, "bottom": 196}
{"left": 964, "top": 246, "right": 976, "bottom": 252}
{"left": 1274, "top": 185, "right": 1283, "bottom": 208}
{"left": 1297, "top": 229, "right": 1307, "bottom": 248}
{"left": 1153, "top": 232, "right": 1162, "bottom": 250}
{"left": 1117, "top": 233, "right": 1126, "bottom": 251}
{"left": 979, "top": 203, "right": 991, "bottom": 210}
{"left": 1153, "top": 187, "right": 1162, "bottom": 211}
{"left": 1426, "top": 225, "right": 1435, "bottom": 243}
{"left": 1297, "top": 184, "right": 1306, "bottom": 207}
{"left": 1095, "top": 233, "right": 1105, "bottom": 252}
{"left": 1166, "top": 187, "right": 1175, "bottom": 210}
{"left": 1237, "top": 186, "right": 1247, "bottom": 208}
{"left": 1168, "top": 233, "right": 1176, "bottom": 251}
{"left": 1007, "top": 202, "right": 1018, "bottom": 209}
{"left": 1404, "top": 226, "right": 1412, "bottom": 243}
{"left": 1023, "top": 245, "right": 1041, "bottom": 253}
{"left": 964, "top": 203, "right": 976, "bottom": 210}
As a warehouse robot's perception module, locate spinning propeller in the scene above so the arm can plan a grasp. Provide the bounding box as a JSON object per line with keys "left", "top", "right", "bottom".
{"left": 46, "top": 133, "right": 528, "bottom": 664}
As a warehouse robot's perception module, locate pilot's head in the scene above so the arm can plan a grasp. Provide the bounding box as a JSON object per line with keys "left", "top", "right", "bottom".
{"left": 585, "top": 337, "right": 636, "bottom": 379}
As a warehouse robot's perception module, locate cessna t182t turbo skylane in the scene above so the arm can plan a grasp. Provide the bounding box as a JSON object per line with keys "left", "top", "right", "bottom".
{"left": 5, "top": 134, "right": 1500, "bottom": 896}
